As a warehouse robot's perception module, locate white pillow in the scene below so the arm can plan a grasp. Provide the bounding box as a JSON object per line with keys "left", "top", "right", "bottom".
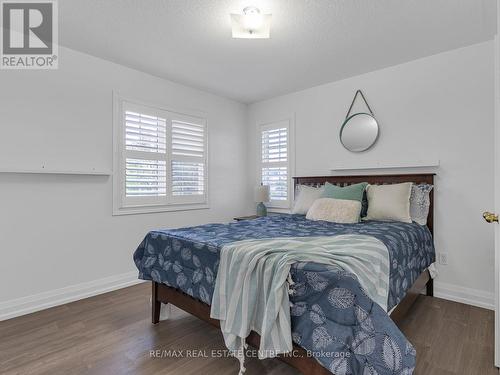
{"left": 410, "top": 184, "right": 433, "bottom": 225}
{"left": 306, "top": 198, "right": 361, "bottom": 224}
{"left": 292, "top": 185, "right": 324, "bottom": 215}
{"left": 365, "top": 182, "right": 412, "bottom": 223}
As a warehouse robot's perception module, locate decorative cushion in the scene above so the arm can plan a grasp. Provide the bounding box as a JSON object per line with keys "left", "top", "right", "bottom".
{"left": 322, "top": 182, "right": 368, "bottom": 202}
{"left": 292, "top": 185, "right": 324, "bottom": 215}
{"left": 306, "top": 198, "right": 362, "bottom": 224}
{"left": 321, "top": 182, "right": 368, "bottom": 221}
{"left": 410, "top": 184, "right": 433, "bottom": 225}
{"left": 365, "top": 182, "right": 413, "bottom": 223}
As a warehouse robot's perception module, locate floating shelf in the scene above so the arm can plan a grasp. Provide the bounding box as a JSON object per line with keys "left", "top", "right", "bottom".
{"left": 0, "top": 167, "right": 111, "bottom": 176}
{"left": 331, "top": 160, "right": 440, "bottom": 171}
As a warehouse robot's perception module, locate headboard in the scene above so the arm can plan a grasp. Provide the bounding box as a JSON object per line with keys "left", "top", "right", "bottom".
{"left": 293, "top": 173, "right": 435, "bottom": 235}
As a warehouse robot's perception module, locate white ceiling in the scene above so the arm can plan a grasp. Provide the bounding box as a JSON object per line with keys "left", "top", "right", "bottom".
{"left": 59, "top": 0, "right": 497, "bottom": 103}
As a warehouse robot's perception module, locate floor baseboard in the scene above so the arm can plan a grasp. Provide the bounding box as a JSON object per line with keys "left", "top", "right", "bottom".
{"left": 434, "top": 281, "right": 494, "bottom": 310}
{"left": 0, "top": 276, "right": 493, "bottom": 321}
{"left": 0, "top": 271, "right": 144, "bottom": 321}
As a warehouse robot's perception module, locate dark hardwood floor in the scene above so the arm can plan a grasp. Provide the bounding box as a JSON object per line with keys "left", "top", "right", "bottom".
{"left": 0, "top": 283, "right": 497, "bottom": 375}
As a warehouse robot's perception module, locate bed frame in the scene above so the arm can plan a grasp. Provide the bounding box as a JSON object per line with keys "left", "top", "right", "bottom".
{"left": 151, "top": 173, "right": 435, "bottom": 375}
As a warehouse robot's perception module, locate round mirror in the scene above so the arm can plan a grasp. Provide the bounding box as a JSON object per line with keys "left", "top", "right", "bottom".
{"left": 340, "top": 113, "right": 379, "bottom": 152}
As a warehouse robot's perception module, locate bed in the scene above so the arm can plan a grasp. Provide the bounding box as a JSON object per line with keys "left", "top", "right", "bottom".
{"left": 133, "top": 173, "right": 435, "bottom": 375}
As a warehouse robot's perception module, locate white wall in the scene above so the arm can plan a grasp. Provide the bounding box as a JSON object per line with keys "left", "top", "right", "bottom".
{"left": 247, "top": 41, "right": 495, "bottom": 308}
{"left": 0, "top": 40, "right": 494, "bottom": 319}
{"left": 0, "top": 46, "right": 251, "bottom": 319}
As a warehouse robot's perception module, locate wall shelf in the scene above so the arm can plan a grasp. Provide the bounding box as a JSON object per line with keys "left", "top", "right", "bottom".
{"left": 331, "top": 160, "right": 440, "bottom": 171}
{"left": 0, "top": 168, "right": 111, "bottom": 176}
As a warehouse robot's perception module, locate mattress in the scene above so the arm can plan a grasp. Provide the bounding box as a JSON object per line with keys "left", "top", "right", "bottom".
{"left": 134, "top": 214, "right": 434, "bottom": 309}
{"left": 134, "top": 214, "right": 435, "bottom": 374}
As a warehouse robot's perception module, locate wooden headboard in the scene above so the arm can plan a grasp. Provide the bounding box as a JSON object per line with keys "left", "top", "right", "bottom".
{"left": 293, "top": 173, "right": 435, "bottom": 235}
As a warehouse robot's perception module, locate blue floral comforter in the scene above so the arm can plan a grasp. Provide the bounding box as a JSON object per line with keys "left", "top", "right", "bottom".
{"left": 134, "top": 214, "right": 435, "bottom": 374}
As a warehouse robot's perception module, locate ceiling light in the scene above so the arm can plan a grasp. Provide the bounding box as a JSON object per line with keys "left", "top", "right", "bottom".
{"left": 231, "top": 6, "right": 271, "bottom": 39}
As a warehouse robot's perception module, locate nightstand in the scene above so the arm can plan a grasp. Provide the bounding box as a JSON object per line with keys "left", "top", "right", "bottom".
{"left": 233, "top": 215, "right": 261, "bottom": 221}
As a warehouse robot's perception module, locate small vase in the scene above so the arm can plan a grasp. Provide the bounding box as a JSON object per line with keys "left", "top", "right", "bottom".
{"left": 256, "top": 202, "right": 267, "bottom": 217}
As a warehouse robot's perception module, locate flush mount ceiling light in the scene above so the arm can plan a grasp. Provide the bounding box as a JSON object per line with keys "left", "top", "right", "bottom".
{"left": 231, "top": 6, "right": 271, "bottom": 39}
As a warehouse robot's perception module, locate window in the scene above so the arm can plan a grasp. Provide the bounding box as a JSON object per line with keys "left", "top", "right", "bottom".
{"left": 113, "top": 97, "right": 208, "bottom": 215}
{"left": 259, "top": 120, "right": 291, "bottom": 208}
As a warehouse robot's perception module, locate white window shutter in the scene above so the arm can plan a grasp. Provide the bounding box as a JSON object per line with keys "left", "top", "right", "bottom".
{"left": 170, "top": 119, "right": 207, "bottom": 203}
{"left": 125, "top": 158, "right": 167, "bottom": 197}
{"left": 172, "top": 121, "right": 205, "bottom": 158}
{"left": 123, "top": 110, "right": 168, "bottom": 203}
{"left": 262, "top": 166, "right": 288, "bottom": 201}
{"left": 125, "top": 111, "right": 167, "bottom": 154}
{"left": 260, "top": 122, "right": 290, "bottom": 207}
{"left": 261, "top": 127, "right": 287, "bottom": 164}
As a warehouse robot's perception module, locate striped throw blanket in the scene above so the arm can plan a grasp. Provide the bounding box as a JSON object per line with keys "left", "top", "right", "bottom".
{"left": 210, "top": 235, "right": 389, "bottom": 373}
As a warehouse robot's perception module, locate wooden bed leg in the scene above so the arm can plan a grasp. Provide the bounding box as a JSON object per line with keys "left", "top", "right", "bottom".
{"left": 426, "top": 277, "right": 434, "bottom": 297}
{"left": 152, "top": 281, "right": 161, "bottom": 324}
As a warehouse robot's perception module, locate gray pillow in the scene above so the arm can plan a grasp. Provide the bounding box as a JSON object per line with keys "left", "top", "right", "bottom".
{"left": 410, "top": 184, "right": 433, "bottom": 225}
{"left": 292, "top": 185, "right": 324, "bottom": 215}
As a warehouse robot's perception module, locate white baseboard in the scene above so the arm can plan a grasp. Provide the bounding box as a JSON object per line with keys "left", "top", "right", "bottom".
{"left": 0, "top": 271, "right": 144, "bottom": 321}
{"left": 0, "top": 274, "right": 494, "bottom": 321}
{"left": 434, "top": 281, "right": 495, "bottom": 310}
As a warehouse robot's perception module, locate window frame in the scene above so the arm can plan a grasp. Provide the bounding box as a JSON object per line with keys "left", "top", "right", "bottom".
{"left": 113, "top": 93, "right": 209, "bottom": 216}
{"left": 258, "top": 118, "right": 294, "bottom": 209}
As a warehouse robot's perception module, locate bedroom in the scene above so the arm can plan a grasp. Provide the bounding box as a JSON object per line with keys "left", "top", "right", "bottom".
{"left": 0, "top": 1, "right": 497, "bottom": 374}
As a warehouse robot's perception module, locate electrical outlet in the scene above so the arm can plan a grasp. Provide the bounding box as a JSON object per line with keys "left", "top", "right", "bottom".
{"left": 438, "top": 252, "right": 448, "bottom": 265}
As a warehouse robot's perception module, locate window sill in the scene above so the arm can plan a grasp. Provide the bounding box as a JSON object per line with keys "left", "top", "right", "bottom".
{"left": 112, "top": 203, "right": 209, "bottom": 216}
{"left": 268, "top": 208, "right": 292, "bottom": 214}
{"left": 266, "top": 202, "right": 291, "bottom": 210}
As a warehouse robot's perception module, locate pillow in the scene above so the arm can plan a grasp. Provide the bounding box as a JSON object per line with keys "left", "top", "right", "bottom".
{"left": 365, "top": 182, "right": 413, "bottom": 223}
{"left": 292, "top": 185, "right": 324, "bottom": 215}
{"left": 410, "top": 184, "right": 433, "bottom": 225}
{"left": 306, "top": 198, "right": 362, "bottom": 224}
{"left": 322, "top": 182, "right": 368, "bottom": 203}
{"left": 322, "top": 182, "right": 368, "bottom": 221}
{"left": 361, "top": 188, "right": 369, "bottom": 217}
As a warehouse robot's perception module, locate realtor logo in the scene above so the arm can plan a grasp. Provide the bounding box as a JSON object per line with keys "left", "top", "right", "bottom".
{"left": 1, "top": 0, "right": 58, "bottom": 69}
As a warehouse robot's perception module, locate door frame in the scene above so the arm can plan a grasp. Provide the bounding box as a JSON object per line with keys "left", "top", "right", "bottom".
{"left": 494, "top": 30, "right": 500, "bottom": 367}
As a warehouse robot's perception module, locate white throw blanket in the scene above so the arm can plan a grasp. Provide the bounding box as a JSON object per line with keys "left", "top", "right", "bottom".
{"left": 210, "top": 235, "right": 390, "bottom": 374}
